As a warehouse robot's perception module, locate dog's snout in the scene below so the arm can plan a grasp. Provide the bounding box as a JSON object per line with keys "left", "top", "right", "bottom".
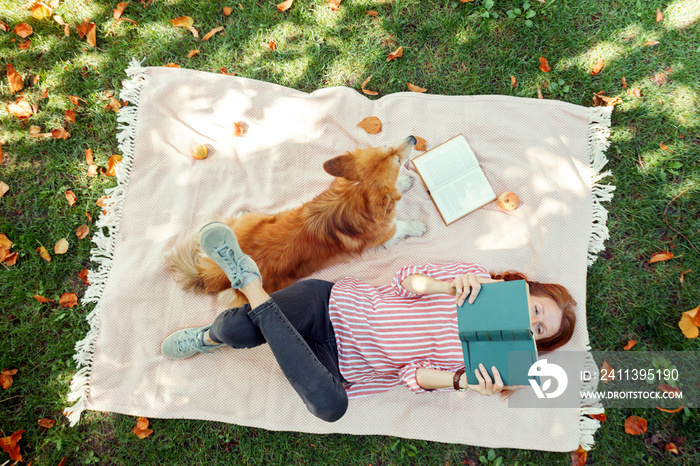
{"left": 407, "top": 135, "right": 417, "bottom": 145}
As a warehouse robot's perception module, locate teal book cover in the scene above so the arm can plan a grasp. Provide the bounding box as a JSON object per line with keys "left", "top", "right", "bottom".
{"left": 456, "top": 280, "right": 539, "bottom": 386}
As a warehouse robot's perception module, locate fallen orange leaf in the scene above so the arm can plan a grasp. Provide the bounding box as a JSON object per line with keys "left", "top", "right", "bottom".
{"left": 414, "top": 136, "right": 426, "bottom": 151}
{"left": 591, "top": 59, "right": 605, "bottom": 75}
{"left": 37, "top": 245, "right": 51, "bottom": 262}
{"left": 510, "top": 76, "right": 518, "bottom": 89}
{"left": 7, "top": 99, "right": 34, "bottom": 119}
{"left": 586, "top": 413, "right": 607, "bottom": 422}
{"left": 357, "top": 116, "right": 382, "bottom": 134}
{"left": 86, "top": 22, "right": 97, "bottom": 47}
{"left": 656, "top": 9, "right": 663, "bottom": 22}
{"left": 655, "top": 405, "right": 685, "bottom": 413}
{"left": 65, "top": 109, "right": 77, "bottom": 123}
{"left": 649, "top": 251, "right": 674, "bottom": 263}
{"left": 186, "top": 49, "right": 200, "bottom": 58}
{"left": 32, "top": 3, "right": 53, "bottom": 20}
{"left": 678, "top": 306, "right": 699, "bottom": 339}
{"left": 631, "top": 88, "right": 642, "bottom": 97}
{"left": 538, "top": 56, "right": 551, "bottom": 72}
{"left": 133, "top": 417, "right": 154, "bottom": 439}
{"left": 52, "top": 127, "right": 71, "bottom": 139}
{"left": 38, "top": 418, "right": 56, "bottom": 429}
{"left": 65, "top": 190, "right": 77, "bottom": 206}
{"left": 7, "top": 63, "right": 23, "bottom": 94}
{"left": 104, "top": 154, "right": 123, "bottom": 177}
{"left": 223, "top": 6, "right": 233, "bottom": 16}
{"left": 113, "top": 1, "right": 128, "bottom": 19}
{"left": 643, "top": 40, "right": 660, "bottom": 46}
{"left": 570, "top": 445, "right": 587, "bottom": 466}
{"left": 170, "top": 16, "right": 194, "bottom": 28}
{"left": 366, "top": 10, "right": 378, "bottom": 16}
{"left": 407, "top": 82, "right": 426, "bottom": 93}
{"left": 0, "top": 181, "right": 8, "bottom": 198}
{"left": 203, "top": 26, "right": 224, "bottom": 41}
{"left": 59, "top": 292, "right": 78, "bottom": 308}
{"left": 622, "top": 76, "right": 627, "bottom": 88}
{"left": 33, "top": 295, "right": 55, "bottom": 303}
{"left": 660, "top": 142, "right": 668, "bottom": 150}
{"left": 277, "top": 0, "right": 293, "bottom": 12}
{"left": 623, "top": 340, "right": 637, "bottom": 350}
{"left": 666, "top": 443, "right": 678, "bottom": 454}
{"left": 624, "top": 415, "right": 647, "bottom": 435}
{"left": 54, "top": 238, "right": 69, "bottom": 254}
{"left": 269, "top": 39, "right": 277, "bottom": 50}
{"left": 600, "top": 360, "right": 613, "bottom": 383}
{"left": 1, "top": 368, "right": 18, "bottom": 389}
{"left": 657, "top": 384, "right": 681, "bottom": 395}
{"left": 387, "top": 46, "right": 403, "bottom": 61}
{"left": 13, "top": 23, "right": 33, "bottom": 38}
{"left": 76, "top": 224, "right": 90, "bottom": 239}
{"left": 680, "top": 269, "right": 692, "bottom": 284}
{"left": 0, "top": 429, "right": 25, "bottom": 462}
{"left": 326, "top": 0, "right": 341, "bottom": 11}
{"left": 361, "top": 75, "right": 378, "bottom": 96}
{"left": 78, "top": 268, "right": 90, "bottom": 285}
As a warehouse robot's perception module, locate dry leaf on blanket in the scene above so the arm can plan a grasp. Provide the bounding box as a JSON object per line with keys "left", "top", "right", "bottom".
{"left": 0, "top": 429, "right": 24, "bottom": 462}
{"left": 54, "top": 238, "right": 70, "bottom": 254}
{"left": 361, "top": 75, "right": 378, "bottom": 95}
{"left": 678, "top": 306, "right": 699, "bottom": 339}
{"left": 357, "top": 116, "right": 382, "bottom": 134}
{"left": 133, "top": 417, "right": 154, "bottom": 439}
{"left": 649, "top": 251, "right": 674, "bottom": 263}
{"left": 538, "top": 56, "right": 551, "bottom": 72}
{"left": 59, "top": 293, "right": 79, "bottom": 308}
{"left": 277, "top": 0, "right": 294, "bottom": 12}
{"left": 387, "top": 46, "right": 403, "bottom": 61}
{"left": 570, "top": 445, "right": 587, "bottom": 466}
{"left": 624, "top": 415, "right": 647, "bottom": 435}
{"left": 37, "top": 245, "right": 51, "bottom": 262}
{"left": 1, "top": 368, "right": 19, "bottom": 389}
{"left": 414, "top": 136, "right": 426, "bottom": 151}
{"left": 232, "top": 121, "right": 248, "bottom": 137}
{"left": 7, "top": 63, "right": 23, "bottom": 94}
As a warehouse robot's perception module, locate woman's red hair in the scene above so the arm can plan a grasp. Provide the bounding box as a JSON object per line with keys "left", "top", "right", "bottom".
{"left": 489, "top": 271, "right": 576, "bottom": 352}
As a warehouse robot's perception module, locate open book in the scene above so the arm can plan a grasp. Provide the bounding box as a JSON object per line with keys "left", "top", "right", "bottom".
{"left": 456, "top": 280, "right": 540, "bottom": 386}
{"left": 410, "top": 134, "right": 496, "bottom": 225}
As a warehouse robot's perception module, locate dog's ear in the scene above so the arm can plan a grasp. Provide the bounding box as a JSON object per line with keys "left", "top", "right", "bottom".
{"left": 323, "top": 153, "right": 357, "bottom": 180}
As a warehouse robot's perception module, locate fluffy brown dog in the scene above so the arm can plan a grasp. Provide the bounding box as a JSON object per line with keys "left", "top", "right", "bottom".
{"left": 169, "top": 136, "right": 426, "bottom": 306}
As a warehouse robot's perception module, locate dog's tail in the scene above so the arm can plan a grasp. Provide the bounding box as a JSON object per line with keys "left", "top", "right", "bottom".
{"left": 168, "top": 232, "right": 230, "bottom": 293}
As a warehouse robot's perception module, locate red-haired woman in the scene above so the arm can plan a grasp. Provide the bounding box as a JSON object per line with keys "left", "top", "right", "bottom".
{"left": 161, "top": 223, "right": 576, "bottom": 422}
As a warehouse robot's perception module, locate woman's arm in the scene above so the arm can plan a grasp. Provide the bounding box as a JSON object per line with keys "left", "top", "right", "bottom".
{"left": 400, "top": 273, "right": 503, "bottom": 305}
{"left": 415, "top": 366, "right": 525, "bottom": 395}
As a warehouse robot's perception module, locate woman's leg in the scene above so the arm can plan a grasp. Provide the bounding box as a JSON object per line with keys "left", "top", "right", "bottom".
{"left": 220, "top": 278, "right": 347, "bottom": 422}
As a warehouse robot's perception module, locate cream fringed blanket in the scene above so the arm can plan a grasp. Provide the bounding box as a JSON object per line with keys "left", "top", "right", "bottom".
{"left": 65, "top": 60, "right": 613, "bottom": 452}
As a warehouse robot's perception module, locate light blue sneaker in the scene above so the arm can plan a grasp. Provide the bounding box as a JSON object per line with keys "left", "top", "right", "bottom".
{"left": 198, "top": 221, "right": 262, "bottom": 289}
{"left": 161, "top": 325, "right": 223, "bottom": 359}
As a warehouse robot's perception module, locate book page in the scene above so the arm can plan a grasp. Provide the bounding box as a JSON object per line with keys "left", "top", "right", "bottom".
{"left": 411, "top": 136, "right": 479, "bottom": 190}
{"left": 432, "top": 169, "right": 495, "bottom": 224}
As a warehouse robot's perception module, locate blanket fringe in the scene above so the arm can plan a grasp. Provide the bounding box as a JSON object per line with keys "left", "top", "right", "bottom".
{"left": 63, "top": 58, "right": 148, "bottom": 427}
{"left": 578, "top": 107, "right": 613, "bottom": 450}
{"left": 587, "top": 106, "right": 615, "bottom": 266}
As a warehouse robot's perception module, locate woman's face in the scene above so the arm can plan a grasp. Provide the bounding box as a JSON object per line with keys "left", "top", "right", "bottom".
{"left": 530, "top": 295, "right": 563, "bottom": 340}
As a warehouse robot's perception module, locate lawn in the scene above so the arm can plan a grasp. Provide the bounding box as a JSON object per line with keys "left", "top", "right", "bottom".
{"left": 1, "top": 0, "right": 699, "bottom": 464}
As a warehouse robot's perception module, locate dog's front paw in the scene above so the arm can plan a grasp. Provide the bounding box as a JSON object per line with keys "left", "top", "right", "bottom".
{"left": 402, "top": 220, "right": 427, "bottom": 237}
{"left": 396, "top": 174, "right": 414, "bottom": 193}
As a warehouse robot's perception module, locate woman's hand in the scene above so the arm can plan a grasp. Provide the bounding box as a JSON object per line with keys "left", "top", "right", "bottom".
{"left": 465, "top": 364, "right": 526, "bottom": 396}
{"left": 450, "top": 274, "right": 503, "bottom": 306}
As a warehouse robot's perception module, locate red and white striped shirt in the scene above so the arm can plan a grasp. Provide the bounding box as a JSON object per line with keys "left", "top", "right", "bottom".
{"left": 328, "top": 262, "right": 491, "bottom": 398}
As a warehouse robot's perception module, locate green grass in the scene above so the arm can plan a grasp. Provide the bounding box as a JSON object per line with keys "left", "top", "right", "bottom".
{"left": 2, "top": 0, "right": 699, "bottom": 464}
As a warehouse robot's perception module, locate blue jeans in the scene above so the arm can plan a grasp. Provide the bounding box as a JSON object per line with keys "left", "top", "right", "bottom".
{"left": 208, "top": 279, "right": 348, "bottom": 422}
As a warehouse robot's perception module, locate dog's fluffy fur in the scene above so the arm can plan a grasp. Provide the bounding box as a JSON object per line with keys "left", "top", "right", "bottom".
{"left": 169, "top": 136, "right": 426, "bottom": 306}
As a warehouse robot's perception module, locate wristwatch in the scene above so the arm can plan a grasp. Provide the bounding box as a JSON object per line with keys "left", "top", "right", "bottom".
{"left": 453, "top": 368, "right": 466, "bottom": 391}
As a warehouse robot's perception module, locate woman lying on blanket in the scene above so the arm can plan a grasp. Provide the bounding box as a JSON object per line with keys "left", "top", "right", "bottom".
{"left": 162, "top": 222, "right": 576, "bottom": 422}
